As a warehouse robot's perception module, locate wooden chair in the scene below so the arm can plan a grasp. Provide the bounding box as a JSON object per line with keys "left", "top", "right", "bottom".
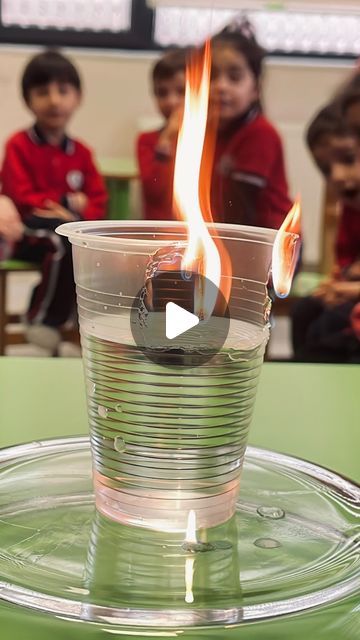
{"left": 0, "top": 259, "right": 79, "bottom": 355}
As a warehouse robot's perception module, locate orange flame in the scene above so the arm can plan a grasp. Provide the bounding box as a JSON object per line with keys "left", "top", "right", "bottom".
{"left": 272, "top": 198, "right": 302, "bottom": 298}
{"left": 173, "top": 42, "right": 231, "bottom": 318}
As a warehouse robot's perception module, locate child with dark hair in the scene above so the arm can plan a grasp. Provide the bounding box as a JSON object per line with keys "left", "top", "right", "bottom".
{"left": 292, "top": 117, "right": 360, "bottom": 362}
{"left": 305, "top": 103, "right": 341, "bottom": 177}
{"left": 1, "top": 49, "right": 107, "bottom": 352}
{"left": 138, "top": 26, "right": 291, "bottom": 229}
{"left": 209, "top": 20, "right": 292, "bottom": 229}
{"left": 137, "top": 48, "right": 188, "bottom": 221}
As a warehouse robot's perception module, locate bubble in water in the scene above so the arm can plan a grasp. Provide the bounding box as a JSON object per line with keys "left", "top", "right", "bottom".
{"left": 114, "top": 436, "right": 126, "bottom": 452}
{"left": 82, "top": 241, "right": 88, "bottom": 247}
{"left": 119, "top": 292, "right": 123, "bottom": 297}
{"left": 254, "top": 538, "right": 282, "bottom": 549}
{"left": 104, "top": 305, "right": 108, "bottom": 311}
{"left": 257, "top": 506, "right": 285, "bottom": 520}
{"left": 96, "top": 262, "right": 101, "bottom": 267}
{"left": 98, "top": 405, "right": 108, "bottom": 419}
{"left": 115, "top": 403, "right": 122, "bottom": 413}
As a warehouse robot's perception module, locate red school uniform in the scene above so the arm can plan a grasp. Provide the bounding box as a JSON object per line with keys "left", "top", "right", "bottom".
{"left": 137, "top": 129, "right": 175, "bottom": 221}
{"left": 211, "top": 108, "right": 292, "bottom": 230}
{"left": 336, "top": 204, "right": 360, "bottom": 270}
{"left": 1, "top": 126, "right": 107, "bottom": 220}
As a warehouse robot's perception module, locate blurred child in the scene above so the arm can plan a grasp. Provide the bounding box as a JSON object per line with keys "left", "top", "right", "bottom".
{"left": 209, "top": 21, "right": 292, "bottom": 229}
{"left": 1, "top": 50, "right": 107, "bottom": 352}
{"left": 137, "top": 48, "right": 187, "bottom": 220}
{"left": 305, "top": 103, "right": 340, "bottom": 178}
{"left": 292, "top": 118, "right": 360, "bottom": 362}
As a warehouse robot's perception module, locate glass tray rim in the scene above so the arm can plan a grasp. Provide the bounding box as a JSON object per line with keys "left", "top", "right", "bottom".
{"left": 0, "top": 436, "right": 359, "bottom": 629}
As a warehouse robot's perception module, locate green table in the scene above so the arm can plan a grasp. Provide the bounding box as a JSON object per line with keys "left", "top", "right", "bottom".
{"left": 0, "top": 359, "right": 359, "bottom": 640}
{"left": 98, "top": 157, "right": 138, "bottom": 220}
{"left": 0, "top": 359, "right": 358, "bottom": 483}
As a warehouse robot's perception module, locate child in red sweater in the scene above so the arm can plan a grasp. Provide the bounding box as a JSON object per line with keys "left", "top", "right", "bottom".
{"left": 1, "top": 50, "right": 107, "bottom": 352}
{"left": 138, "top": 25, "right": 291, "bottom": 229}
{"left": 209, "top": 21, "right": 292, "bottom": 229}
{"left": 136, "top": 48, "right": 187, "bottom": 221}
{"left": 292, "top": 117, "right": 360, "bottom": 362}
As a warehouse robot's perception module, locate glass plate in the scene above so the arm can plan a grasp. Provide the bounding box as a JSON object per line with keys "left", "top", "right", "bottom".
{"left": 0, "top": 437, "right": 359, "bottom": 631}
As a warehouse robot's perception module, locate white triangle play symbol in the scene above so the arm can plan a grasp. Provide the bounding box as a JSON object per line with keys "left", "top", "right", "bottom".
{"left": 166, "top": 302, "right": 199, "bottom": 340}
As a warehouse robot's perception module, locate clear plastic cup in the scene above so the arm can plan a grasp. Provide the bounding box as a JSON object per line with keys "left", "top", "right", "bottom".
{"left": 57, "top": 221, "right": 281, "bottom": 531}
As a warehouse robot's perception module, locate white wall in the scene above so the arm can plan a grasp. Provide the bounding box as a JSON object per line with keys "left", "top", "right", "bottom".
{"left": 0, "top": 46, "right": 354, "bottom": 265}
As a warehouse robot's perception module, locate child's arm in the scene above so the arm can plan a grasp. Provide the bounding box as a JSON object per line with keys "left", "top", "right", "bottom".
{"left": 1, "top": 138, "right": 58, "bottom": 218}
{"left": 79, "top": 150, "right": 108, "bottom": 221}
{"left": 0, "top": 195, "right": 24, "bottom": 242}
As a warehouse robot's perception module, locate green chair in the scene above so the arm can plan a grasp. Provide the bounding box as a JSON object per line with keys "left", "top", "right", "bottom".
{"left": 0, "top": 260, "right": 40, "bottom": 355}
{"left": 0, "top": 260, "right": 79, "bottom": 356}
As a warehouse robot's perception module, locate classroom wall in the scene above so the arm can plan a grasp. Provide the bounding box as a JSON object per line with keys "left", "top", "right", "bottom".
{"left": 0, "top": 46, "right": 354, "bottom": 265}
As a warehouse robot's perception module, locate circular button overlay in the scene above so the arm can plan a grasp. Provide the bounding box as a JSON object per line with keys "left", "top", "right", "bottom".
{"left": 130, "top": 270, "right": 230, "bottom": 369}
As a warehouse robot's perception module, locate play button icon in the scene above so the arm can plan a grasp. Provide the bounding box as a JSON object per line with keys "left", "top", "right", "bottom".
{"left": 130, "top": 269, "right": 230, "bottom": 369}
{"left": 166, "top": 302, "right": 199, "bottom": 340}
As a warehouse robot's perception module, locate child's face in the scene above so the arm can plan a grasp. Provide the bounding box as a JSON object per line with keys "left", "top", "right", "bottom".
{"left": 329, "top": 134, "right": 360, "bottom": 209}
{"left": 153, "top": 71, "right": 185, "bottom": 120}
{"left": 210, "top": 45, "right": 259, "bottom": 125}
{"left": 27, "top": 81, "right": 81, "bottom": 132}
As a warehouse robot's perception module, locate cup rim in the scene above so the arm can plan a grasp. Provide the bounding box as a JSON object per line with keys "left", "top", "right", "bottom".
{"left": 56, "top": 219, "right": 286, "bottom": 250}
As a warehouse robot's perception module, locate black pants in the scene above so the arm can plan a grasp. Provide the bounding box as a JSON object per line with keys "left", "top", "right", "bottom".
{"left": 291, "top": 295, "right": 360, "bottom": 363}
{"left": 13, "top": 216, "right": 75, "bottom": 328}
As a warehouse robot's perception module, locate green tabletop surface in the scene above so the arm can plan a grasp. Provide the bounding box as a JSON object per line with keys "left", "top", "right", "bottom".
{"left": 0, "top": 358, "right": 359, "bottom": 640}
{"left": 0, "top": 358, "right": 359, "bottom": 483}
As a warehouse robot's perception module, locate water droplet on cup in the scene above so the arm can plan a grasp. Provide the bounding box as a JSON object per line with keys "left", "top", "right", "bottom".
{"left": 257, "top": 506, "right": 285, "bottom": 520}
{"left": 98, "top": 405, "right": 108, "bottom": 419}
{"left": 96, "top": 262, "right": 100, "bottom": 267}
{"left": 119, "top": 292, "right": 123, "bottom": 297}
{"left": 104, "top": 305, "right": 108, "bottom": 311}
{"left": 114, "top": 436, "right": 126, "bottom": 452}
{"left": 254, "top": 538, "right": 282, "bottom": 549}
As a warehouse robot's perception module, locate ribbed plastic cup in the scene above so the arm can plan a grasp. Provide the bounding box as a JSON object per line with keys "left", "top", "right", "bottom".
{"left": 57, "top": 221, "right": 280, "bottom": 531}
